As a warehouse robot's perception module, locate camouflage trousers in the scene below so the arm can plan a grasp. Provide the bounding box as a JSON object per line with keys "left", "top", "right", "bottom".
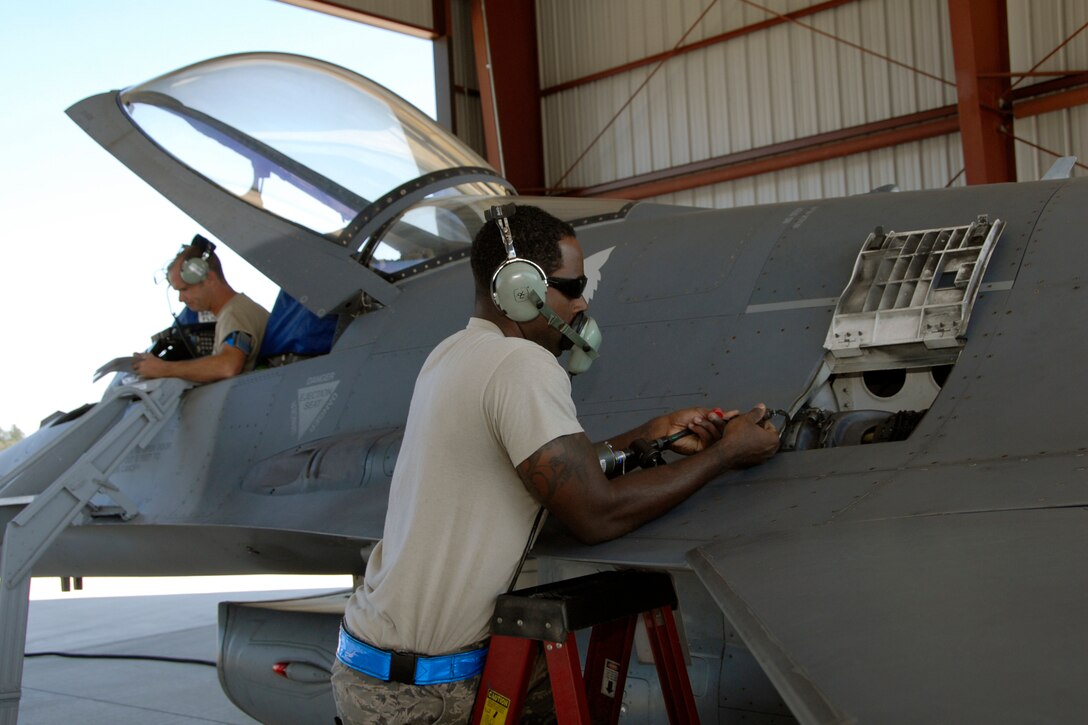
{"left": 332, "top": 647, "right": 556, "bottom": 724}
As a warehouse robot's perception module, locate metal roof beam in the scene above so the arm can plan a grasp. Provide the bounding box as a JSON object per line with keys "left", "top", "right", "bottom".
{"left": 274, "top": 0, "right": 439, "bottom": 38}
{"left": 541, "top": 0, "right": 854, "bottom": 97}
{"left": 569, "top": 68, "right": 1088, "bottom": 200}
{"left": 1010, "top": 73, "right": 1088, "bottom": 119}
{"left": 573, "top": 107, "right": 960, "bottom": 199}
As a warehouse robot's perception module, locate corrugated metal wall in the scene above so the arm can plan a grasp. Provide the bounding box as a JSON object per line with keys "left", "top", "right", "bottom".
{"left": 537, "top": 0, "right": 1087, "bottom": 208}
{"left": 1008, "top": 0, "right": 1088, "bottom": 182}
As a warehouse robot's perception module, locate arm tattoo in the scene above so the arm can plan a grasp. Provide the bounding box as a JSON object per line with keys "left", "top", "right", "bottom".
{"left": 519, "top": 435, "right": 595, "bottom": 505}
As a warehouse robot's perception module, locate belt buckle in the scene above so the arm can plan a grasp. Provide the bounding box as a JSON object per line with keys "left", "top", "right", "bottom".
{"left": 389, "top": 651, "right": 418, "bottom": 684}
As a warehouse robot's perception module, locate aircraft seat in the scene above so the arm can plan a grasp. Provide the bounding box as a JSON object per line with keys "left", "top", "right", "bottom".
{"left": 176, "top": 307, "right": 199, "bottom": 325}
{"left": 258, "top": 290, "right": 338, "bottom": 366}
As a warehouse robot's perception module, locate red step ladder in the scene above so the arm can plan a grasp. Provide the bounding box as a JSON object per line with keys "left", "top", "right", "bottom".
{"left": 471, "top": 570, "right": 699, "bottom": 724}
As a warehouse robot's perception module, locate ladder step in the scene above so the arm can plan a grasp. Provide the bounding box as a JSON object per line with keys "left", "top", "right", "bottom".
{"left": 490, "top": 569, "right": 677, "bottom": 641}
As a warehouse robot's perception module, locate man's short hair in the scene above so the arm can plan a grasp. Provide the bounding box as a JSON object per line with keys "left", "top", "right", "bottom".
{"left": 172, "top": 243, "right": 224, "bottom": 281}
{"left": 471, "top": 205, "right": 575, "bottom": 293}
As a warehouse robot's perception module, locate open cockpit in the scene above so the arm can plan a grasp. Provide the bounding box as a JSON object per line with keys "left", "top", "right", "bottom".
{"left": 72, "top": 53, "right": 632, "bottom": 378}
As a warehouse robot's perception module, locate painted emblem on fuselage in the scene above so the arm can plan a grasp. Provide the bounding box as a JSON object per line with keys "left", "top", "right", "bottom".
{"left": 583, "top": 246, "right": 614, "bottom": 303}
{"left": 294, "top": 372, "right": 339, "bottom": 439}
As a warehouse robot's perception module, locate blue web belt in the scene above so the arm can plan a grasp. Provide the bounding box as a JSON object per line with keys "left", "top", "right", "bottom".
{"left": 337, "top": 625, "right": 489, "bottom": 686}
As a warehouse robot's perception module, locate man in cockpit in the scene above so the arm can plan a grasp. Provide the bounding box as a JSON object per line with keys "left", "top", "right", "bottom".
{"left": 331, "top": 205, "right": 780, "bottom": 723}
{"left": 132, "top": 235, "right": 269, "bottom": 383}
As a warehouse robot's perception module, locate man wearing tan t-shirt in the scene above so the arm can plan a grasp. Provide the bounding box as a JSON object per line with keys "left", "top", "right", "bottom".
{"left": 133, "top": 235, "right": 269, "bottom": 382}
{"left": 333, "top": 206, "right": 780, "bottom": 723}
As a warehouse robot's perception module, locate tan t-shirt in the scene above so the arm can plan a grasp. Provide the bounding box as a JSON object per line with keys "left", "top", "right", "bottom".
{"left": 344, "top": 318, "right": 584, "bottom": 655}
{"left": 213, "top": 293, "right": 269, "bottom": 372}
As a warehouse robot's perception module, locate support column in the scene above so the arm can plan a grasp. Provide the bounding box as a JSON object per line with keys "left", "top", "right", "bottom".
{"left": 433, "top": 0, "right": 455, "bottom": 134}
{"left": 470, "top": 0, "right": 544, "bottom": 192}
{"left": 948, "top": 0, "right": 1016, "bottom": 184}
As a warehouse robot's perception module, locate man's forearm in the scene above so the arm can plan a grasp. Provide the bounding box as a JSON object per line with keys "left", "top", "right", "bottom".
{"left": 520, "top": 431, "right": 734, "bottom": 545}
{"left": 142, "top": 350, "right": 244, "bottom": 383}
{"left": 522, "top": 410, "right": 777, "bottom": 546}
{"left": 581, "top": 445, "right": 734, "bottom": 543}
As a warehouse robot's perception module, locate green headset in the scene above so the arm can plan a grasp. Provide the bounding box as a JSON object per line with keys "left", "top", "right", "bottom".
{"left": 485, "top": 204, "right": 602, "bottom": 374}
{"left": 488, "top": 204, "right": 548, "bottom": 322}
{"left": 179, "top": 234, "right": 216, "bottom": 285}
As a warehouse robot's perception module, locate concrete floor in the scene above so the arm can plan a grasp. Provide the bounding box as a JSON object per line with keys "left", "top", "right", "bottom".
{"left": 20, "top": 588, "right": 336, "bottom": 724}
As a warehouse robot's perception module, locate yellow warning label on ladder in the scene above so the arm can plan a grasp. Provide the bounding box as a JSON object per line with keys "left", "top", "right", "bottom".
{"left": 481, "top": 688, "right": 511, "bottom": 724}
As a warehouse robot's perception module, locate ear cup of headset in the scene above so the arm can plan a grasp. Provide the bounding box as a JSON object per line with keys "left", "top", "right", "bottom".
{"left": 180, "top": 234, "right": 215, "bottom": 285}
{"left": 180, "top": 257, "right": 209, "bottom": 285}
{"left": 491, "top": 259, "right": 548, "bottom": 322}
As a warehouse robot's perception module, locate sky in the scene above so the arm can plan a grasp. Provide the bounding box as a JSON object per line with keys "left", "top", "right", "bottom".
{"left": 0, "top": 0, "right": 436, "bottom": 435}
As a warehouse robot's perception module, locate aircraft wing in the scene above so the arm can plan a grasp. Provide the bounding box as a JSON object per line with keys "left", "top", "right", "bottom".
{"left": 687, "top": 506, "right": 1088, "bottom": 724}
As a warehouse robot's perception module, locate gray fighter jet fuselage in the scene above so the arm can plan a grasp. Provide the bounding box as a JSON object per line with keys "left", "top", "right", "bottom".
{"left": 1, "top": 54, "right": 1085, "bottom": 724}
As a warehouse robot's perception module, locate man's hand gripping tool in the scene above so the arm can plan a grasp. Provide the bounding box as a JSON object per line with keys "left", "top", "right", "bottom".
{"left": 597, "top": 408, "right": 728, "bottom": 478}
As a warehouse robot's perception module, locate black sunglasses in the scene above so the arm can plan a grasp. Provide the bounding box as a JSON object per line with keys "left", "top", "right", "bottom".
{"left": 547, "top": 275, "right": 588, "bottom": 299}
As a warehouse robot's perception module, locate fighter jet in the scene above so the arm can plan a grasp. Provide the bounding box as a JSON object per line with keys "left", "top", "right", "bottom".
{"left": 1, "top": 52, "right": 1086, "bottom": 724}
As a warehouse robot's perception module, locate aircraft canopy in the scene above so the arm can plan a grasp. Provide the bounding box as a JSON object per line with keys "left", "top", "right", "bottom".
{"left": 69, "top": 53, "right": 627, "bottom": 311}
{"left": 119, "top": 53, "right": 508, "bottom": 247}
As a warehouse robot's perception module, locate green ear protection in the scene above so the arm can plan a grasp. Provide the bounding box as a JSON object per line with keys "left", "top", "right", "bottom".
{"left": 492, "top": 258, "right": 548, "bottom": 322}
{"left": 180, "top": 234, "right": 216, "bottom": 285}
{"left": 487, "top": 204, "right": 548, "bottom": 322}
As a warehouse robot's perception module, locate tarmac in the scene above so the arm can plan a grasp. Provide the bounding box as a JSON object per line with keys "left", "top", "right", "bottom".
{"left": 20, "top": 580, "right": 347, "bottom": 724}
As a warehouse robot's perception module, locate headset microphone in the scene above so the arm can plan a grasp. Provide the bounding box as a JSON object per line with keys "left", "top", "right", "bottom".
{"left": 485, "top": 204, "right": 603, "bottom": 374}
{"left": 536, "top": 304, "right": 601, "bottom": 374}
